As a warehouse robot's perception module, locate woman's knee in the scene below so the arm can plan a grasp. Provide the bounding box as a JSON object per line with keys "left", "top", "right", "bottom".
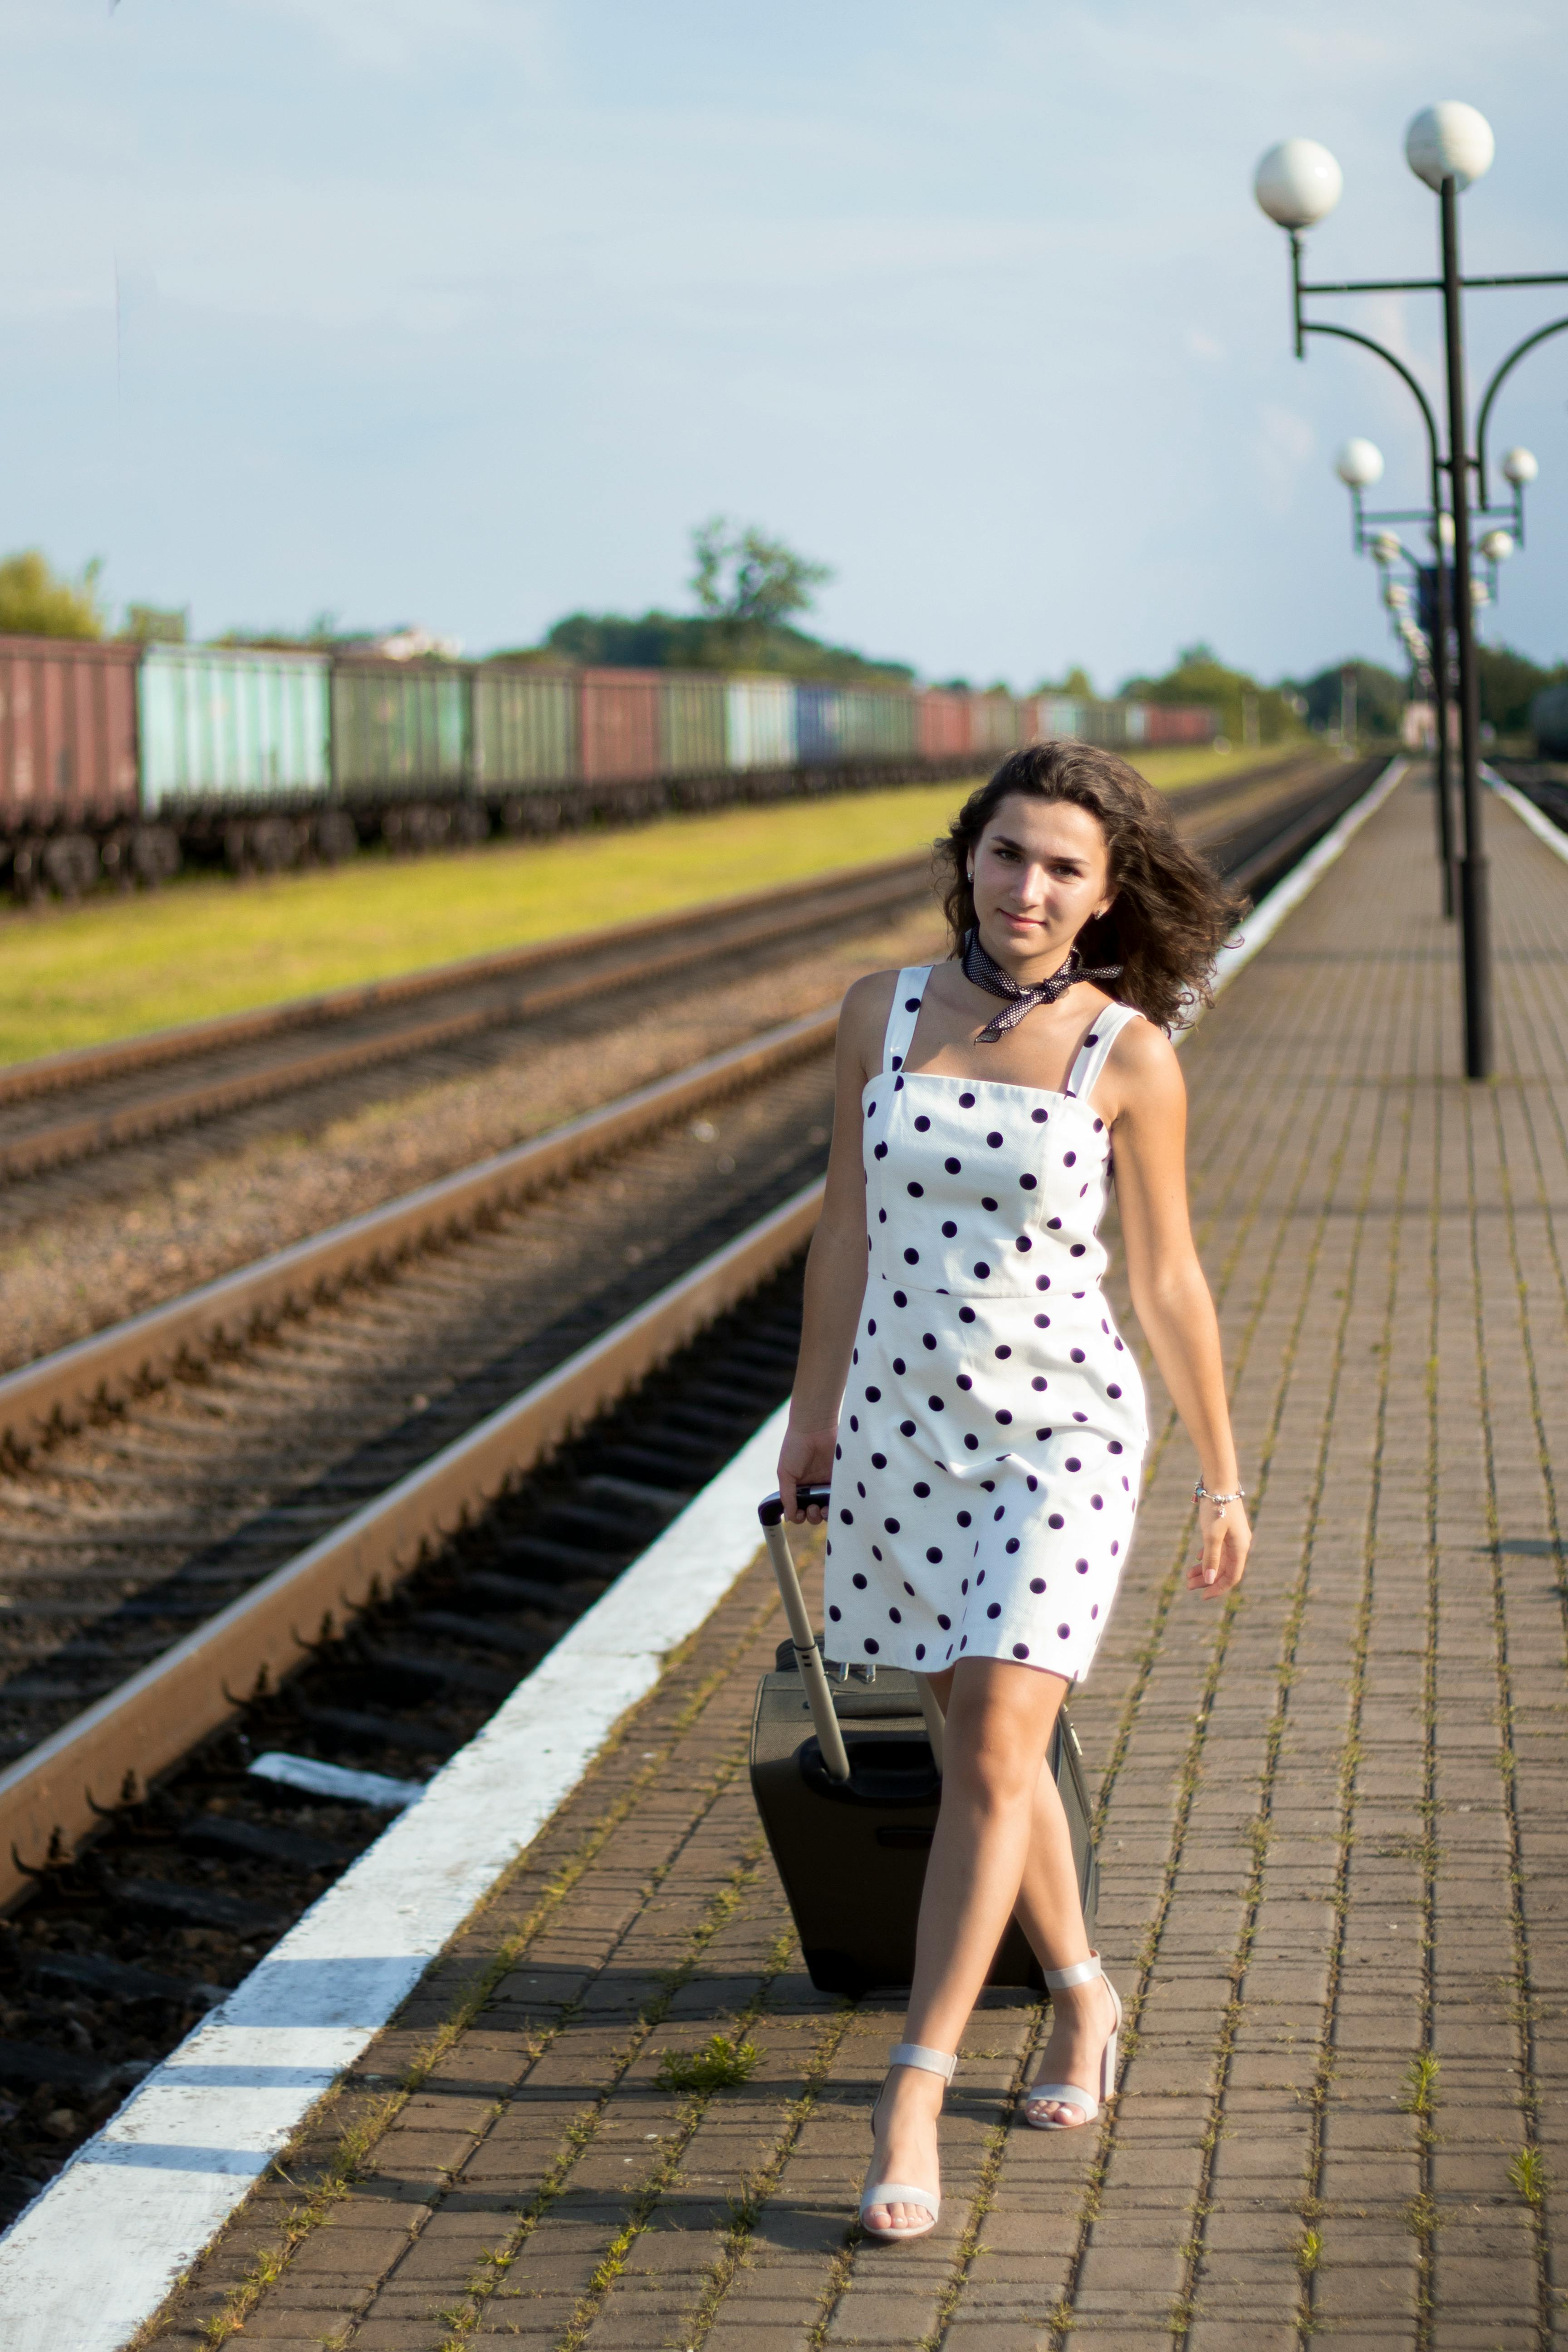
{"left": 943, "top": 1663, "right": 1062, "bottom": 1811}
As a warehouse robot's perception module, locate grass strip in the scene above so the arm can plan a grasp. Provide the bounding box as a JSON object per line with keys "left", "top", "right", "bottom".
{"left": 0, "top": 745, "right": 1275, "bottom": 1062}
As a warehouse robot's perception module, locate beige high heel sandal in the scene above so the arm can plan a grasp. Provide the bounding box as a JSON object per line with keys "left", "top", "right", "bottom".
{"left": 859, "top": 2042, "right": 956, "bottom": 2241}
{"left": 1022, "top": 1952, "right": 1122, "bottom": 2129}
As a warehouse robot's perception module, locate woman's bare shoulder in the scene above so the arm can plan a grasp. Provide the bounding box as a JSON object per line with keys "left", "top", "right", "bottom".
{"left": 841, "top": 967, "right": 901, "bottom": 1034}
{"left": 1103, "top": 1008, "right": 1184, "bottom": 1115}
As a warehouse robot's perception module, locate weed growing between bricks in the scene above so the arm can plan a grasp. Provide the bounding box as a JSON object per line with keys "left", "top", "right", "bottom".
{"left": 1465, "top": 1092, "right": 1553, "bottom": 2343}
{"left": 1486, "top": 1074, "right": 1567, "bottom": 2317}
{"left": 1044, "top": 985, "right": 1371, "bottom": 2346}
{"left": 147, "top": 1572, "right": 794, "bottom": 2347}
{"left": 1171, "top": 1046, "right": 1395, "bottom": 2342}
{"left": 451, "top": 1842, "right": 775, "bottom": 2352}
{"left": 664, "top": 2004, "right": 856, "bottom": 2349}
{"left": 1294, "top": 1051, "right": 1416, "bottom": 2342}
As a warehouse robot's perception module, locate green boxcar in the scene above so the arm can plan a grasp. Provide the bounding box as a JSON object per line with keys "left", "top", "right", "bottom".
{"left": 472, "top": 666, "right": 578, "bottom": 791}
{"left": 971, "top": 695, "right": 1022, "bottom": 754}
{"left": 138, "top": 645, "right": 332, "bottom": 812}
{"left": 331, "top": 662, "right": 469, "bottom": 799}
{"left": 1078, "top": 701, "right": 1132, "bottom": 750}
{"left": 660, "top": 673, "right": 728, "bottom": 773}
{"left": 838, "top": 687, "right": 920, "bottom": 761}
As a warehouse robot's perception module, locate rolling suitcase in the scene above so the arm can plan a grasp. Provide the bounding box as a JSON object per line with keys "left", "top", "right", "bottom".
{"left": 752, "top": 1484, "right": 1099, "bottom": 1997}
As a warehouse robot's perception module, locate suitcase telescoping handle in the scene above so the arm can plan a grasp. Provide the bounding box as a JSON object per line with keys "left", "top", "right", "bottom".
{"left": 758, "top": 1487, "right": 851, "bottom": 1782}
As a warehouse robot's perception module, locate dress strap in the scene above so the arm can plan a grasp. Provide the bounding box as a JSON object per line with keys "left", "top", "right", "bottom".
{"left": 1064, "top": 1001, "right": 1141, "bottom": 1102}
{"left": 882, "top": 967, "right": 932, "bottom": 1075}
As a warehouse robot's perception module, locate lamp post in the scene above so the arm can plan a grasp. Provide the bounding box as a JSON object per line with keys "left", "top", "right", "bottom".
{"left": 1254, "top": 108, "right": 1568, "bottom": 1080}
{"left": 1331, "top": 432, "right": 1539, "bottom": 916}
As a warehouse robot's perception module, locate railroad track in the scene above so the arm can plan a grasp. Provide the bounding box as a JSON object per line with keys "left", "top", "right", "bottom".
{"left": 0, "top": 750, "right": 1382, "bottom": 2222}
{"left": 0, "top": 1250, "right": 816, "bottom": 2225}
{"left": 0, "top": 749, "right": 1332, "bottom": 1210}
{"left": 1488, "top": 757, "right": 1568, "bottom": 836}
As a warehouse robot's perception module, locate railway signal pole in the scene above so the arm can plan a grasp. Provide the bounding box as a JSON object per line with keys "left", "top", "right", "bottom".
{"left": 1253, "top": 105, "right": 1568, "bottom": 1080}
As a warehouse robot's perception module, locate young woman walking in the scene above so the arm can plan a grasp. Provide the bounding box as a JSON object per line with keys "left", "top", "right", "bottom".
{"left": 779, "top": 740, "right": 1252, "bottom": 2242}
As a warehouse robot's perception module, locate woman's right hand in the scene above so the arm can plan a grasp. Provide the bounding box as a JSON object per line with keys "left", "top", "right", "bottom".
{"left": 778, "top": 1422, "right": 838, "bottom": 1524}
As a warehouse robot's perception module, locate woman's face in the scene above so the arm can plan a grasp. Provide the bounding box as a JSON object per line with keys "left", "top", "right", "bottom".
{"left": 968, "top": 791, "right": 1114, "bottom": 973}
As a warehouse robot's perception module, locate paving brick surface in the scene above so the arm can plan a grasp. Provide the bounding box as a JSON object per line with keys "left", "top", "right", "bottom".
{"left": 147, "top": 776, "right": 1568, "bottom": 2349}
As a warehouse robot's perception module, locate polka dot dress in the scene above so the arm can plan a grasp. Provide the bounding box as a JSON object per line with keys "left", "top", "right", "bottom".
{"left": 825, "top": 965, "right": 1148, "bottom": 1686}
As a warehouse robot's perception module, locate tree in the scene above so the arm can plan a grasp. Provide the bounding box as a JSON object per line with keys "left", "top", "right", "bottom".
{"left": 123, "top": 603, "right": 187, "bottom": 644}
{"left": 1118, "top": 648, "right": 1302, "bottom": 746}
{"left": 533, "top": 607, "right": 912, "bottom": 685}
{"left": 1289, "top": 659, "right": 1406, "bottom": 740}
{"left": 0, "top": 549, "right": 104, "bottom": 639}
{"left": 1034, "top": 665, "right": 1094, "bottom": 698}
{"left": 1475, "top": 641, "right": 1567, "bottom": 736}
{"left": 690, "top": 518, "right": 833, "bottom": 630}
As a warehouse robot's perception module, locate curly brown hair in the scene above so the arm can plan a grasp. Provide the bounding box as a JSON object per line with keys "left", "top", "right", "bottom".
{"left": 936, "top": 740, "right": 1243, "bottom": 1032}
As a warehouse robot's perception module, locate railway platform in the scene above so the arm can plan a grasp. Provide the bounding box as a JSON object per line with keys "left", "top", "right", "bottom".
{"left": 50, "top": 772, "right": 1568, "bottom": 2345}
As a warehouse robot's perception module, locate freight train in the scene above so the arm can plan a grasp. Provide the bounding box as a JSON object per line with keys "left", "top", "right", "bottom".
{"left": 0, "top": 635, "right": 1216, "bottom": 897}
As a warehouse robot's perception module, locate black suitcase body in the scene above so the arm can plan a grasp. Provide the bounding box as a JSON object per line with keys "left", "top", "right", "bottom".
{"left": 751, "top": 1489, "right": 1099, "bottom": 1998}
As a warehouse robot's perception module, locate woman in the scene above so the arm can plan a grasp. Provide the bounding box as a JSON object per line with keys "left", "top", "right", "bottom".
{"left": 779, "top": 739, "right": 1252, "bottom": 2243}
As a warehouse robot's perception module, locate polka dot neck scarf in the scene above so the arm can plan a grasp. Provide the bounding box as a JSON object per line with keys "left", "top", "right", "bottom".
{"left": 961, "top": 928, "right": 1123, "bottom": 1044}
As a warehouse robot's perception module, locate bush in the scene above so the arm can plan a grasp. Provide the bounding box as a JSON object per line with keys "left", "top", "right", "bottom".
{"left": 0, "top": 549, "right": 105, "bottom": 639}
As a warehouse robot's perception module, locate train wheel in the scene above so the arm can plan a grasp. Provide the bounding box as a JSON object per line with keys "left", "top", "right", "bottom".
{"left": 40, "top": 834, "right": 101, "bottom": 899}
{"left": 250, "top": 817, "right": 307, "bottom": 872}
{"left": 314, "top": 811, "right": 359, "bottom": 863}
{"left": 130, "top": 826, "right": 181, "bottom": 886}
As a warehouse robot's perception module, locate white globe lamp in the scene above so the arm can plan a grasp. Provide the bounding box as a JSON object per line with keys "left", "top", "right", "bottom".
{"left": 1405, "top": 103, "right": 1494, "bottom": 193}
{"left": 1335, "top": 437, "right": 1385, "bottom": 489}
{"left": 1254, "top": 139, "right": 1343, "bottom": 229}
{"left": 1371, "top": 531, "right": 1402, "bottom": 565}
{"left": 1479, "top": 529, "right": 1514, "bottom": 562}
{"left": 1501, "top": 446, "right": 1538, "bottom": 486}
{"left": 1470, "top": 578, "right": 1491, "bottom": 608}
{"left": 1430, "top": 513, "right": 1456, "bottom": 552}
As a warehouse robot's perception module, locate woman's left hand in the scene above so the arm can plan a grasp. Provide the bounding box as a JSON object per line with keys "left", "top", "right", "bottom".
{"left": 1187, "top": 1499, "right": 1250, "bottom": 1596}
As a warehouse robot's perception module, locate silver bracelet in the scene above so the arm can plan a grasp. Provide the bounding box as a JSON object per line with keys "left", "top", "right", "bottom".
{"left": 1194, "top": 1480, "right": 1246, "bottom": 1519}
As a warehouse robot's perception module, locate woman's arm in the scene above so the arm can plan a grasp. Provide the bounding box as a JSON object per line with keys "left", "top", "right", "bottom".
{"left": 1103, "top": 1021, "right": 1251, "bottom": 1595}
{"left": 777, "top": 975, "right": 891, "bottom": 1524}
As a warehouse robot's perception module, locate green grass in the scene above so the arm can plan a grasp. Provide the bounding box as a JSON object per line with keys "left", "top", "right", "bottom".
{"left": 0, "top": 742, "right": 1292, "bottom": 1066}
{"left": 652, "top": 2030, "right": 762, "bottom": 2094}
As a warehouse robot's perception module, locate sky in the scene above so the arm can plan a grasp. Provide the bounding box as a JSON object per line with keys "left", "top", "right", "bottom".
{"left": 2, "top": 0, "right": 1563, "bottom": 690}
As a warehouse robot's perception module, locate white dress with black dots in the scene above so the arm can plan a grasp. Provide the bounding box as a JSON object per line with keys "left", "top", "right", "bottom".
{"left": 824, "top": 966, "right": 1148, "bottom": 1685}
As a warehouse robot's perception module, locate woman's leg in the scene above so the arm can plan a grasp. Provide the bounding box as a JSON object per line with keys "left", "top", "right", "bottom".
{"left": 1011, "top": 1746, "right": 1118, "bottom": 2122}
{"left": 864, "top": 1657, "right": 1065, "bottom": 2233}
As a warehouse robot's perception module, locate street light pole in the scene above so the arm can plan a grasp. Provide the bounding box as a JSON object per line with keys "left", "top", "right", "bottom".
{"left": 1431, "top": 519, "right": 1456, "bottom": 920}
{"left": 1439, "top": 176, "right": 1491, "bottom": 1075}
{"left": 1253, "top": 108, "right": 1568, "bottom": 1082}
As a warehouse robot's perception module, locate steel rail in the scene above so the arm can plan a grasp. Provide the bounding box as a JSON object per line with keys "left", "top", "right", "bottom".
{"left": 0, "top": 869, "right": 914, "bottom": 1183}
{"left": 0, "top": 754, "right": 1350, "bottom": 1452}
{"left": 0, "top": 1179, "right": 825, "bottom": 1910}
{"left": 0, "top": 749, "right": 1321, "bottom": 1143}
{"left": 0, "top": 1007, "right": 837, "bottom": 1457}
{"left": 0, "top": 852, "right": 927, "bottom": 1111}
{"left": 0, "top": 751, "right": 1367, "bottom": 1913}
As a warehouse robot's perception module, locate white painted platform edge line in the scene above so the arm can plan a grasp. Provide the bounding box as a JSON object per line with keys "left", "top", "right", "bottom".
{"left": 0, "top": 1403, "right": 792, "bottom": 2352}
{"left": 1195, "top": 755, "right": 1407, "bottom": 1022}
{"left": 1486, "top": 769, "right": 1568, "bottom": 865}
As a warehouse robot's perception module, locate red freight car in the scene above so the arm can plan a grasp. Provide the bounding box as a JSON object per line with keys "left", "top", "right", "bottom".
{"left": 578, "top": 670, "right": 662, "bottom": 795}
{"left": 1140, "top": 703, "right": 1215, "bottom": 746}
{"left": 0, "top": 636, "right": 148, "bottom": 893}
{"left": 917, "top": 689, "right": 974, "bottom": 760}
